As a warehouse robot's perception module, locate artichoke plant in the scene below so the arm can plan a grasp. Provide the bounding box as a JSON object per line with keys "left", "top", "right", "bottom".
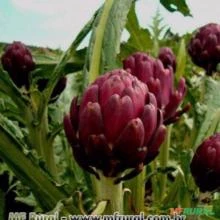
{"left": 190, "top": 133, "right": 220, "bottom": 192}
{"left": 1, "top": 41, "right": 35, "bottom": 88}
{"left": 188, "top": 23, "right": 220, "bottom": 75}
{"left": 158, "top": 47, "right": 176, "bottom": 72}
{"left": 64, "top": 69, "right": 166, "bottom": 183}
{"left": 123, "top": 52, "right": 187, "bottom": 124}
{"left": 1, "top": 41, "right": 67, "bottom": 102}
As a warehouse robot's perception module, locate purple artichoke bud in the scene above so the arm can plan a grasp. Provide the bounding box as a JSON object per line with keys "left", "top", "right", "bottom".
{"left": 158, "top": 47, "right": 176, "bottom": 72}
{"left": 64, "top": 69, "right": 166, "bottom": 180}
{"left": 1, "top": 41, "right": 35, "bottom": 88}
{"left": 188, "top": 23, "right": 220, "bottom": 75}
{"left": 190, "top": 133, "right": 220, "bottom": 192}
{"left": 123, "top": 52, "right": 187, "bottom": 125}
{"left": 37, "top": 77, "right": 67, "bottom": 103}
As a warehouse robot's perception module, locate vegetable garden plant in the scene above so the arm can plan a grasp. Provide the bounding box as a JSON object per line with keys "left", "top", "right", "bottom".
{"left": 0, "top": 0, "right": 219, "bottom": 219}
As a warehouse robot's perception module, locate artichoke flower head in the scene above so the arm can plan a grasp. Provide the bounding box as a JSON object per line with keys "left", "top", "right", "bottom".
{"left": 188, "top": 23, "right": 220, "bottom": 75}
{"left": 191, "top": 133, "right": 220, "bottom": 192}
{"left": 64, "top": 69, "right": 166, "bottom": 183}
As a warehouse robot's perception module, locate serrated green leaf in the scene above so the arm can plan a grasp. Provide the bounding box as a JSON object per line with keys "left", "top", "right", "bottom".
{"left": 83, "top": 0, "right": 134, "bottom": 86}
{"left": 101, "top": 0, "right": 134, "bottom": 72}
{"left": 193, "top": 78, "right": 220, "bottom": 149}
{"left": 33, "top": 48, "right": 86, "bottom": 80}
{"left": 125, "top": 3, "right": 152, "bottom": 52}
{"left": 150, "top": 10, "right": 168, "bottom": 56}
{"left": 160, "top": 0, "right": 191, "bottom": 16}
{"left": 0, "top": 94, "right": 25, "bottom": 124}
{"left": 0, "top": 117, "right": 78, "bottom": 213}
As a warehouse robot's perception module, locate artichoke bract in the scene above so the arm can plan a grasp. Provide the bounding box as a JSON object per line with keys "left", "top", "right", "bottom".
{"left": 190, "top": 133, "right": 220, "bottom": 192}
{"left": 1, "top": 41, "right": 35, "bottom": 88}
{"left": 64, "top": 69, "right": 166, "bottom": 182}
{"left": 123, "top": 52, "right": 187, "bottom": 124}
{"left": 158, "top": 47, "right": 176, "bottom": 72}
{"left": 188, "top": 23, "right": 220, "bottom": 75}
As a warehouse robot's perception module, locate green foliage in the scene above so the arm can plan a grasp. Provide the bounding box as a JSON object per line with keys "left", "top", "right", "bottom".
{"left": 0, "top": 0, "right": 219, "bottom": 217}
{"left": 213, "top": 196, "right": 220, "bottom": 218}
{"left": 176, "top": 39, "right": 187, "bottom": 79}
{"left": 83, "top": 0, "right": 134, "bottom": 85}
{"left": 192, "top": 77, "right": 220, "bottom": 149}
{"left": 160, "top": 0, "right": 191, "bottom": 16}
{"left": 0, "top": 4, "right": 98, "bottom": 214}
{"left": 149, "top": 10, "right": 168, "bottom": 56}
{"left": 126, "top": 3, "right": 152, "bottom": 52}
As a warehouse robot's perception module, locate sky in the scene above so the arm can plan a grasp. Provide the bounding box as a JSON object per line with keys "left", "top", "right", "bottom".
{"left": 0, "top": 0, "right": 219, "bottom": 49}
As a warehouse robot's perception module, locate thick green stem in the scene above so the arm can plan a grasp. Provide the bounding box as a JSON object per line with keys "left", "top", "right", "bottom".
{"left": 181, "top": 189, "right": 192, "bottom": 207}
{"left": 26, "top": 106, "right": 57, "bottom": 180}
{"left": 88, "top": 0, "right": 114, "bottom": 83}
{"left": 151, "top": 161, "right": 160, "bottom": 204}
{"left": 26, "top": 108, "right": 44, "bottom": 157}
{"left": 44, "top": 138, "right": 57, "bottom": 180}
{"left": 41, "top": 108, "right": 57, "bottom": 180}
{"left": 94, "top": 174, "right": 123, "bottom": 214}
{"left": 159, "top": 125, "right": 172, "bottom": 201}
{"left": 126, "top": 168, "right": 145, "bottom": 213}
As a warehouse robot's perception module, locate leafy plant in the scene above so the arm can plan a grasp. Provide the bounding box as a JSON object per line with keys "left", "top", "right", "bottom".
{"left": 0, "top": 0, "right": 219, "bottom": 219}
